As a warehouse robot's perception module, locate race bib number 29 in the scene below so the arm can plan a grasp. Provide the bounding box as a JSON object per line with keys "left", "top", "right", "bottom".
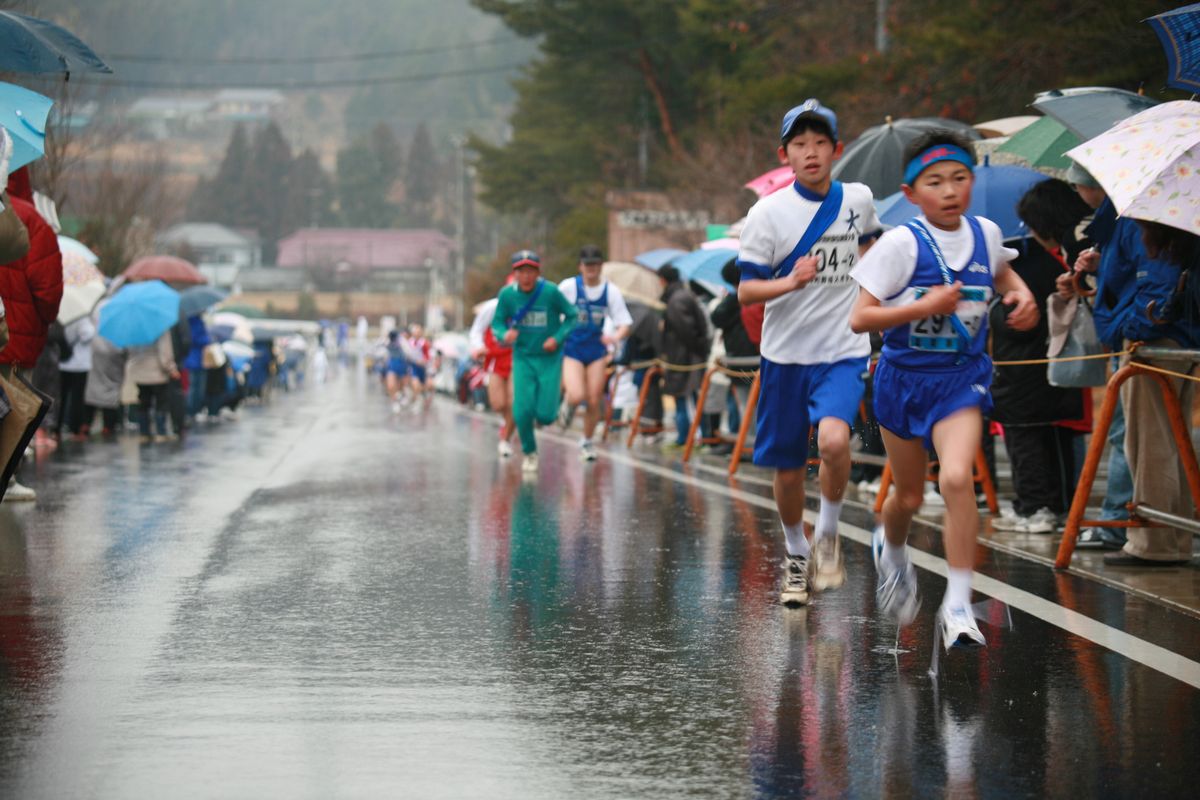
{"left": 909, "top": 286, "right": 991, "bottom": 352}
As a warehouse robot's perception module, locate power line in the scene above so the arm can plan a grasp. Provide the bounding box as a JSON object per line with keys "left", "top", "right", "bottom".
{"left": 104, "top": 34, "right": 524, "bottom": 66}
{"left": 71, "top": 60, "right": 530, "bottom": 91}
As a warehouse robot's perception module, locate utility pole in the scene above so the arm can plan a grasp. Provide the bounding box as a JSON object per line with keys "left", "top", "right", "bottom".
{"left": 876, "top": 0, "right": 889, "bottom": 54}
{"left": 450, "top": 135, "right": 467, "bottom": 330}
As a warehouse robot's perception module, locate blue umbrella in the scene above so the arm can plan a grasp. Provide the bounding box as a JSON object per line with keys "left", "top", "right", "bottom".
{"left": 634, "top": 248, "right": 687, "bottom": 271}
{"left": 0, "top": 12, "right": 111, "bottom": 75}
{"left": 672, "top": 248, "right": 737, "bottom": 292}
{"left": 1147, "top": 4, "right": 1200, "bottom": 93}
{"left": 97, "top": 280, "right": 180, "bottom": 348}
{"left": 875, "top": 162, "right": 1049, "bottom": 240}
{"left": 0, "top": 82, "right": 52, "bottom": 172}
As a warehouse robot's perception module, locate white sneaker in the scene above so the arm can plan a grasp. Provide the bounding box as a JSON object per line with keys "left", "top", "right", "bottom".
{"left": 990, "top": 508, "right": 1026, "bottom": 532}
{"left": 4, "top": 480, "right": 36, "bottom": 502}
{"left": 810, "top": 536, "right": 846, "bottom": 592}
{"left": 875, "top": 532, "right": 920, "bottom": 626}
{"left": 780, "top": 555, "right": 810, "bottom": 607}
{"left": 391, "top": 400, "right": 402, "bottom": 414}
{"left": 923, "top": 487, "right": 945, "bottom": 507}
{"left": 497, "top": 439, "right": 513, "bottom": 459}
{"left": 579, "top": 439, "right": 597, "bottom": 462}
{"left": 559, "top": 402, "right": 576, "bottom": 431}
{"left": 937, "top": 602, "right": 987, "bottom": 652}
{"left": 521, "top": 453, "right": 539, "bottom": 474}
{"left": 1025, "top": 507, "right": 1058, "bottom": 534}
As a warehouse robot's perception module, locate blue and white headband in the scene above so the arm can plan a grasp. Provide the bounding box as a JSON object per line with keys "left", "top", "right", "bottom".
{"left": 903, "top": 144, "right": 974, "bottom": 185}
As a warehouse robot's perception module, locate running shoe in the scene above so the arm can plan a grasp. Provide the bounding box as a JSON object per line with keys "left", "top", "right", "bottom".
{"left": 871, "top": 523, "right": 886, "bottom": 569}
{"left": 391, "top": 400, "right": 401, "bottom": 414}
{"left": 498, "top": 439, "right": 513, "bottom": 459}
{"left": 580, "top": 439, "right": 597, "bottom": 461}
{"left": 779, "top": 555, "right": 810, "bottom": 607}
{"left": 937, "top": 603, "right": 987, "bottom": 652}
{"left": 521, "top": 453, "right": 539, "bottom": 474}
{"left": 875, "top": 542, "right": 921, "bottom": 626}
{"left": 810, "top": 536, "right": 846, "bottom": 592}
{"left": 559, "top": 402, "right": 576, "bottom": 431}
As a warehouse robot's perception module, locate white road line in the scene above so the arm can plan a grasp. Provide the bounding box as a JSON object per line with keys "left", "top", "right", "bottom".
{"left": 456, "top": 404, "right": 1200, "bottom": 690}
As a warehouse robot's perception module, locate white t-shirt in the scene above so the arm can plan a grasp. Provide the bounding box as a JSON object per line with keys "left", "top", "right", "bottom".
{"left": 737, "top": 181, "right": 881, "bottom": 364}
{"left": 850, "top": 215, "right": 1017, "bottom": 310}
{"left": 557, "top": 278, "right": 634, "bottom": 328}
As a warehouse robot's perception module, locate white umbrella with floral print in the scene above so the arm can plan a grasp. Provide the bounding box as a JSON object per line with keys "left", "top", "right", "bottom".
{"left": 1065, "top": 100, "right": 1200, "bottom": 236}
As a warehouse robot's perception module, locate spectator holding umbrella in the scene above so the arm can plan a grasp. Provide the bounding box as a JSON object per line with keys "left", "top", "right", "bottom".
{"left": 0, "top": 168, "right": 63, "bottom": 501}
{"left": 658, "top": 263, "right": 710, "bottom": 447}
{"left": 128, "top": 330, "right": 180, "bottom": 443}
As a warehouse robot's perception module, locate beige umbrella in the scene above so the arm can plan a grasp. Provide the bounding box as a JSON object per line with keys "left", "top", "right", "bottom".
{"left": 602, "top": 261, "right": 664, "bottom": 309}
{"left": 57, "top": 280, "right": 105, "bottom": 325}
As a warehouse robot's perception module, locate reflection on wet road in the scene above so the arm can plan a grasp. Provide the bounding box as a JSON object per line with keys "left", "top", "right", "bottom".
{"left": 0, "top": 375, "right": 1197, "bottom": 797}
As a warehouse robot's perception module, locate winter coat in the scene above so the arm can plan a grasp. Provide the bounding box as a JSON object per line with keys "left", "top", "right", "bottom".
{"left": 182, "top": 315, "right": 211, "bottom": 371}
{"left": 990, "top": 242, "right": 1085, "bottom": 426}
{"left": 60, "top": 316, "right": 96, "bottom": 372}
{"left": 660, "top": 280, "right": 710, "bottom": 397}
{"left": 0, "top": 197, "right": 62, "bottom": 368}
{"left": 85, "top": 335, "right": 128, "bottom": 409}
{"left": 711, "top": 293, "right": 758, "bottom": 386}
{"left": 126, "top": 331, "right": 177, "bottom": 386}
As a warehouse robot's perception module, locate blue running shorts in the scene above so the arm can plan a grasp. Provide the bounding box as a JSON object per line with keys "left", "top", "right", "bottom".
{"left": 873, "top": 355, "right": 992, "bottom": 449}
{"left": 563, "top": 337, "right": 608, "bottom": 366}
{"left": 410, "top": 364, "right": 428, "bottom": 383}
{"left": 753, "top": 356, "right": 868, "bottom": 469}
{"left": 387, "top": 357, "right": 408, "bottom": 377}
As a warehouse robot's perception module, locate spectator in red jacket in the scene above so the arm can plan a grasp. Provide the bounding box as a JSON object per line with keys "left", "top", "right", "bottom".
{"left": 0, "top": 189, "right": 63, "bottom": 501}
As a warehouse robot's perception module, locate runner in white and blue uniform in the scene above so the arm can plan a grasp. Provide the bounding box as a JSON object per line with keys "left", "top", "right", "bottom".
{"left": 737, "top": 98, "right": 882, "bottom": 607}
{"left": 558, "top": 244, "right": 632, "bottom": 461}
{"left": 849, "top": 129, "right": 1038, "bottom": 653}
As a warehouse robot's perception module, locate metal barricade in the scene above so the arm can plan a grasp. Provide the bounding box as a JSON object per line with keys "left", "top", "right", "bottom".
{"left": 1054, "top": 347, "right": 1200, "bottom": 569}
{"left": 682, "top": 355, "right": 760, "bottom": 463}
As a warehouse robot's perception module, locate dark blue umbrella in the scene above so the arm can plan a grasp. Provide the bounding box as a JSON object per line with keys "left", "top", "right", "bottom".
{"left": 179, "top": 285, "right": 228, "bottom": 317}
{"left": 634, "top": 248, "right": 686, "bottom": 271}
{"left": 875, "top": 162, "right": 1049, "bottom": 240}
{"left": 1147, "top": 4, "right": 1200, "bottom": 93}
{"left": 1031, "top": 88, "right": 1158, "bottom": 141}
{"left": 97, "top": 281, "right": 180, "bottom": 348}
{"left": 0, "top": 11, "right": 112, "bottom": 75}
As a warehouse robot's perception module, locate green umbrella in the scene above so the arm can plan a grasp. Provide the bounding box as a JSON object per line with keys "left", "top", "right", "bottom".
{"left": 217, "top": 303, "right": 267, "bottom": 319}
{"left": 996, "top": 116, "right": 1081, "bottom": 171}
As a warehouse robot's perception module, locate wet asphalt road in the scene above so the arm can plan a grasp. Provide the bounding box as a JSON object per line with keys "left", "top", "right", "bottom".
{"left": 0, "top": 367, "right": 1197, "bottom": 798}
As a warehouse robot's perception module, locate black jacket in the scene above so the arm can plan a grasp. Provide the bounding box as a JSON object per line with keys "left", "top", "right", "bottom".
{"left": 660, "top": 281, "right": 709, "bottom": 396}
{"left": 990, "top": 242, "right": 1085, "bottom": 426}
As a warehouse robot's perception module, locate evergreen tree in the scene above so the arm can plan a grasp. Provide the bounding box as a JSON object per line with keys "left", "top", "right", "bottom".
{"left": 404, "top": 123, "right": 440, "bottom": 227}
{"left": 246, "top": 121, "right": 294, "bottom": 262}
{"left": 282, "top": 148, "right": 336, "bottom": 237}
{"left": 190, "top": 124, "right": 253, "bottom": 224}
{"left": 336, "top": 126, "right": 401, "bottom": 228}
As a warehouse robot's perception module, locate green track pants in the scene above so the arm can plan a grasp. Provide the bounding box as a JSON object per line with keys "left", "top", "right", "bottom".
{"left": 512, "top": 352, "right": 563, "bottom": 454}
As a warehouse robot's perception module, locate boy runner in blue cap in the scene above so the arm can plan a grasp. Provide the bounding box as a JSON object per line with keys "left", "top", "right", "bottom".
{"left": 849, "top": 130, "right": 1037, "bottom": 651}
{"left": 737, "top": 98, "right": 883, "bottom": 607}
{"left": 491, "top": 250, "right": 577, "bottom": 474}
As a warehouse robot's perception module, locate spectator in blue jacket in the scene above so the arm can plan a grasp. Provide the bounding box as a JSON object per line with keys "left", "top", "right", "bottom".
{"left": 183, "top": 315, "right": 211, "bottom": 418}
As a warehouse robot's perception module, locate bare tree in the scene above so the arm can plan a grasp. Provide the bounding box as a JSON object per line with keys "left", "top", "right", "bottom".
{"left": 68, "top": 147, "right": 184, "bottom": 276}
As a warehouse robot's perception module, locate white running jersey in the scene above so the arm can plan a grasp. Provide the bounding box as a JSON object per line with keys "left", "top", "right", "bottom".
{"left": 737, "top": 181, "right": 881, "bottom": 364}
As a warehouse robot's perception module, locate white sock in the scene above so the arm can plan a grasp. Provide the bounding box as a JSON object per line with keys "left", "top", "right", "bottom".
{"left": 782, "top": 520, "right": 810, "bottom": 558}
{"left": 883, "top": 540, "right": 907, "bottom": 570}
{"left": 944, "top": 568, "right": 973, "bottom": 609}
{"left": 815, "top": 497, "right": 842, "bottom": 540}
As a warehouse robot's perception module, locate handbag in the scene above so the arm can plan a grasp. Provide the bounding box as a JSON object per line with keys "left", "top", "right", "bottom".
{"left": 0, "top": 370, "right": 51, "bottom": 502}
{"left": 1047, "top": 296, "right": 1107, "bottom": 387}
{"left": 0, "top": 191, "right": 30, "bottom": 264}
{"left": 202, "top": 342, "right": 227, "bottom": 369}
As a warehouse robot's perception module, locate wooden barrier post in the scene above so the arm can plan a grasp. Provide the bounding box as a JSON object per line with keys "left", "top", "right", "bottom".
{"left": 728, "top": 371, "right": 761, "bottom": 476}
{"left": 626, "top": 365, "right": 663, "bottom": 448}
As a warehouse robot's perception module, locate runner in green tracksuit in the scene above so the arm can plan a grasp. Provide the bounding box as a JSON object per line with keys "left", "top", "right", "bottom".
{"left": 491, "top": 250, "right": 577, "bottom": 470}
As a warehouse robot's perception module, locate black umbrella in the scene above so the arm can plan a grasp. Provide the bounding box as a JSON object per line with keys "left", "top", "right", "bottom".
{"left": 0, "top": 11, "right": 112, "bottom": 76}
{"left": 831, "top": 116, "right": 982, "bottom": 198}
{"left": 1031, "top": 87, "right": 1158, "bottom": 142}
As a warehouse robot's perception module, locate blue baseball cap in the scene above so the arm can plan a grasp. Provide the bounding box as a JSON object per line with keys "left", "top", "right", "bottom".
{"left": 780, "top": 98, "right": 838, "bottom": 143}
{"left": 510, "top": 249, "right": 541, "bottom": 270}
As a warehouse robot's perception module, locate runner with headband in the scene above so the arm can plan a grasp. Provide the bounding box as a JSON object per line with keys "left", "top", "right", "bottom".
{"left": 849, "top": 129, "right": 1037, "bottom": 651}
